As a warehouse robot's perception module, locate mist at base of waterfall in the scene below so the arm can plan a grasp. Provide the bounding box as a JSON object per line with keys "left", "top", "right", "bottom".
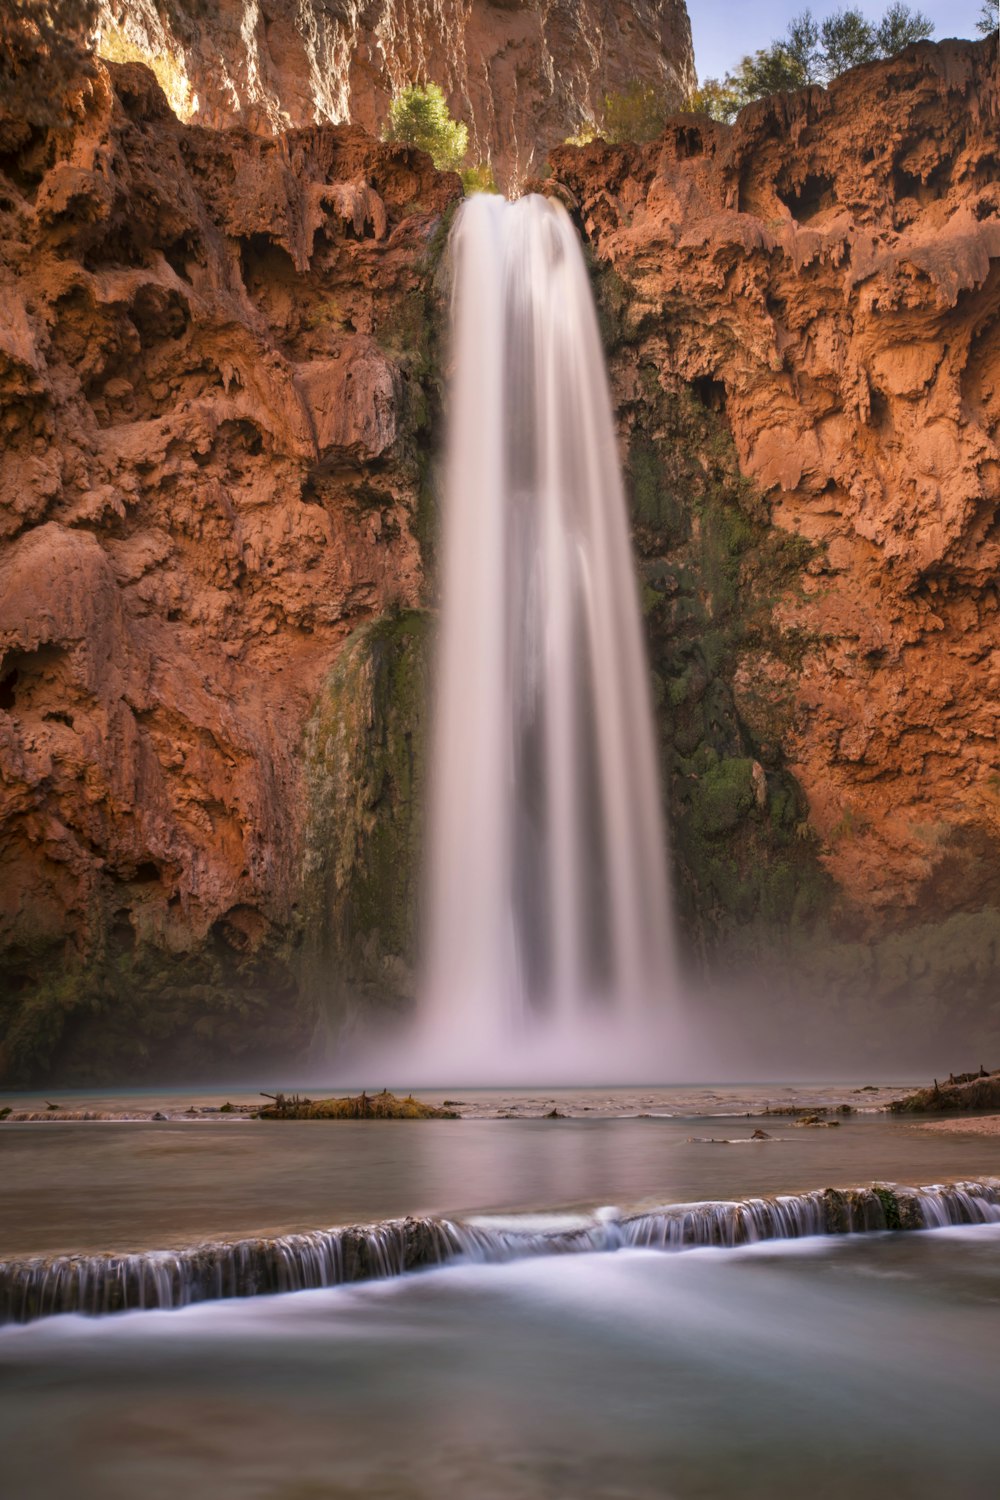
{"left": 318, "top": 965, "right": 968, "bottom": 1091}
{"left": 346, "top": 1004, "right": 695, "bottom": 1090}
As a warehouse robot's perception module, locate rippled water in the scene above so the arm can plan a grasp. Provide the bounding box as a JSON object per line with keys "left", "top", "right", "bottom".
{"left": 3, "top": 1228, "right": 999, "bottom": 1500}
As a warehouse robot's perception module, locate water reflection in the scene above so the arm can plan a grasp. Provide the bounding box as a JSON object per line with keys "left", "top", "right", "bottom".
{"left": 3, "top": 1105, "right": 1000, "bottom": 1257}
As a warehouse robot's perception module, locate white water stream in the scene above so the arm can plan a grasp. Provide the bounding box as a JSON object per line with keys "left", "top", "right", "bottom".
{"left": 415, "top": 193, "right": 676, "bottom": 1082}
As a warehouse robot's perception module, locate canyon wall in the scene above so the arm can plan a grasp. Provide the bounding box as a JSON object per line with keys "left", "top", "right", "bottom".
{"left": 545, "top": 35, "right": 1000, "bottom": 1054}
{"left": 98, "top": 0, "right": 696, "bottom": 189}
{"left": 0, "top": 35, "right": 997, "bottom": 1082}
{"left": 0, "top": 54, "right": 458, "bottom": 1081}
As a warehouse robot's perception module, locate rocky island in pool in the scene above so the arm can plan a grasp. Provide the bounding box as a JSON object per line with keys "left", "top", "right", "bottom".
{"left": 1, "top": 2, "right": 999, "bottom": 1497}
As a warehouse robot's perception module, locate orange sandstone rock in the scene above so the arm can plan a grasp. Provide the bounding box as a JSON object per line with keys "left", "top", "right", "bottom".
{"left": 549, "top": 36, "right": 1000, "bottom": 924}
{"left": 97, "top": 0, "right": 696, "bottom": 191}
{"left": 0, "top": 55, "right": 459, "bottom": 1070}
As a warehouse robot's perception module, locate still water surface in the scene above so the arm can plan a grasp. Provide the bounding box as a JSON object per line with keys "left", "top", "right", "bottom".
{"left": 3, "top": 1086, "right": 1000, "bottom": 1255}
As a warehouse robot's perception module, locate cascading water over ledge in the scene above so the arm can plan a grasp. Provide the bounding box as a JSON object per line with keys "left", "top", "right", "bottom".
{"left": 405, "top": 191, "right": 678, "bottom": 1086}
{"left": 3, "top": 1179, "right": 998, "bottom": 1326}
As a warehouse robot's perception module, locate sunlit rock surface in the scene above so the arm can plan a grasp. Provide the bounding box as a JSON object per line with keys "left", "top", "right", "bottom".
{"left": 0, "top": 57, "right": 458, "bottom": 1081}
{"left": 97, "top": 0, "right": 696, "bottom": 190}
{"left": 546, "top": 38, "right": 1000, "bottom": 958}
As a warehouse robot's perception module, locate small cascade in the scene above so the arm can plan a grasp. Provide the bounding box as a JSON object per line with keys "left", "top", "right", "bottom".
{"left": 0, "top": 1218, "right": 461, "bottom": 1326}
{"left": 3, "top": 1180, "right": 998, "bottom": 1326}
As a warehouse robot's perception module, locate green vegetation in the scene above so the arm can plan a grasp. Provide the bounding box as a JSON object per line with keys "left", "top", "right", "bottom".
{"left": 689, "top": 5, "right": 934, "bottom": 122}
{"left": 566, "top": 6, "right": 938, "bottom": 142}
{"left": 259, "top": 1089, "right": 458, "bottom": 1120}
{"left": 590, "top": 271, "right": 830, "bottom": 949}
{"left": 460, "top": 161, "right": 499, "bottom": 195}
{"left": 382, "top": 82, "right": 468, "bottom": 173}
{"left": 692, "top": 759, "right": 758, "bottom": 838}
{"left": 301, "top": 612, "right": 432, "bottom": 1036}
{"left": 889, "top": 1068, "right": 1000, "bottom": 1113}
{"left": 873, "top": 1185, "right": 902, "bottom": 1229}
{"left": 382, "top": 83, "right": 495, "bottom": 197}
{"left": 0, "top": 933, "right": 309, "bottom": 1087}
{"left": 978, "top": 1, "right": 998, "bottom": 33}
{"left": 567, "top": 82, "right": 674, "bottom": 146}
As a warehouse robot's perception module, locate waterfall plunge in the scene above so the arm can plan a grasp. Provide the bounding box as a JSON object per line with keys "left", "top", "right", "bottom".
{"left": 412, "top": 193, "right": 679, "bottom": 1084}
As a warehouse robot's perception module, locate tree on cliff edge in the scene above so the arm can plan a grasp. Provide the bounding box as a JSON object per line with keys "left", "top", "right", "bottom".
{"left": 0, "top": 0, "right": 99, "bottom": 125}
{"left": 382, "top": 83, "right": 469, "bottom": 174}
{"left": 689, "top": 4, "right": 934, "bottom": 124}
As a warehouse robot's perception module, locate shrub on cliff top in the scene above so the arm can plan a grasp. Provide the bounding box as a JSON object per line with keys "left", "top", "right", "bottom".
{"left": 460, "top": 161, "right": 499, "bottom": 196}
{"left": 383, "top": 82, "right": 469, "bottom": 174}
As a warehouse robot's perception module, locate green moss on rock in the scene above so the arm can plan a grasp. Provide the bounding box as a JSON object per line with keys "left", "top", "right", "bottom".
{"left": 615, "top": 358, "right": 830, "bottom": 959}
{"left": 873, "top": 1185, "right": 902, "bottom": 1230}
{"left": 692, "top": 758, "right": 757, "bottom": 837}
{"left": 301, "top": 610, "right": 431, "bottom": 1037}
{"left": 0, "top": 930, "right": 309, "bottom": 1088}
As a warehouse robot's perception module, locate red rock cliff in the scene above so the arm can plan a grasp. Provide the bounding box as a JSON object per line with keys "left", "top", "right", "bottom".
{"left": 98, "top": 0, "right": 696, "bottom": 190}
{"left": 548, "top": 36, "right": 1000, "bottom": 932}
{"left": 2, "top": 35, "right": 999, "bottom": 1083}
{"left": 0, "top": 54, "right": 458, "bottom": 1080}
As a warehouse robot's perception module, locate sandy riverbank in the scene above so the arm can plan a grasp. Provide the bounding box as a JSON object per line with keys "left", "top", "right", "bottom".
{"left": 915, "top": 1115, "right": 1000, "bottom": 1136}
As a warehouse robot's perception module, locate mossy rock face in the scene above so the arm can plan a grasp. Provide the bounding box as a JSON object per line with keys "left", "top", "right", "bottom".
{"left": 0, "top": 930, "right": 310, "bottom": 1088}
{"left": 594, "top": 270, "right": 1000, "bottom": 1052}
{"left": 300, "top": 610, "right": 431, "bottom": 1037}
{"left": 0, "top": 610, "right": 435, "bottom": 1085}
{"left": 691, "top": 759, "right": 757, "bottom": 838}
{"left": 611, "top": 358, "right": 830, "bottom": 960}
{"left": 873, "top": 1185, "right": 902, "bottom": 1231}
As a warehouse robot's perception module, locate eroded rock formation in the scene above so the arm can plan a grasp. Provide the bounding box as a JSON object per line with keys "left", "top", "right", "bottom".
{"left": 98, "top": 0, "right": 696, "bottom": 189}
{"left": 546, "top": 37, "right": 1000, "bottom": 950}
{"left": 0, "top": 55, "right": 458, "bottom": 1080}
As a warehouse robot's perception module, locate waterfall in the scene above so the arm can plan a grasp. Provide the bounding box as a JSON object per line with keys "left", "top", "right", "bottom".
{"left": 5, "top": 1181, "right": 999, "bottom": 1325}
{"left": 416, "top": 192, "right": 676, "bottom": 1082}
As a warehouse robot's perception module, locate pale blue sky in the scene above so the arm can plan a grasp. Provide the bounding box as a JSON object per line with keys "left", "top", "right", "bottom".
{"left": 689, "top": 0, "right": 989, "bottom": 80}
